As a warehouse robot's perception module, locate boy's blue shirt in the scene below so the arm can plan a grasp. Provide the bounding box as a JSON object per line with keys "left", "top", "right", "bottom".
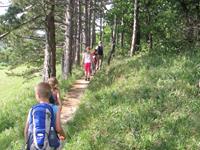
{"left": 50, "top": 103, "right": 58, "bottom": 119}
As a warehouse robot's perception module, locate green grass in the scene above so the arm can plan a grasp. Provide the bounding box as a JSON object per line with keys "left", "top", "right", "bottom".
{"left": 0, "top": 65, "right": 83, "bottom": 149}
{"left": 64, "top": 49, "right": 200, "bottom": 150}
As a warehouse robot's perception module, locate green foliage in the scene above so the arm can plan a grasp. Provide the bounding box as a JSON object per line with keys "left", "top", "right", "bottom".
{"left": 0, "top": 66, "right": 38, "bottom": 149}
{"left": 0, "top": 5, "right": 24, "bottom": 30}
{"left": 64, "top": 48, "right": 200, "bottom": 149}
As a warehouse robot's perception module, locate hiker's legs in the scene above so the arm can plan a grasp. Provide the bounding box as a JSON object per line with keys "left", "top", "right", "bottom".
{"left": 92, "top": 62, "right": 95, "bottom": 75}
{"left": 84, "top": 64, "right": 87, "bottom": 80}
{"left": 87, "top": 63, "right": 91, "bottom": 79}
{"left": 85, "top": 63, "right": 91, "bottom": 80}
{"left": 96, "top": 56, "right": 99, "bottom": 70}
{"left": 98, "top": 55, "right": 103, "bottom": 70}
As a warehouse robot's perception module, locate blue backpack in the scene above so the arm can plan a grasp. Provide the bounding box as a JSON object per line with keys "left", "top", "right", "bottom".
{"left": 26, "top": 103, "right": 60, "bottom": 150}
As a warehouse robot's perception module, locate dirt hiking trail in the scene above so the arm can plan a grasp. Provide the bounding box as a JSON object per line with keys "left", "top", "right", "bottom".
{"left": 61, "top": 77, "right": 90, "bottom": 124}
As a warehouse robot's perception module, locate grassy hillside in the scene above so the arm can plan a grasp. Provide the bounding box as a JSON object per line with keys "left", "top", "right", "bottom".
{"left": 64, "top": 50, "right": 200, "bottom": 150}
{"left": 0, "top": 65, "right": 83, "bottom": 149}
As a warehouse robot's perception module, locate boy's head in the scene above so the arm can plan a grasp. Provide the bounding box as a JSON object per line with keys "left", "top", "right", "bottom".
{"left": 35, "top": 82, "right": 51, "bottom": 101}
{"left": 48, "top": 77, "right": 58, "bottom": 88}
{"left": 86, "top": 46, "right": 90, "bottom": 52}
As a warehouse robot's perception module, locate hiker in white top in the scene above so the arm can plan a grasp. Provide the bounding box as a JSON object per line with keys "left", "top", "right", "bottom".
{"left": 82, "top": 47, "right": 92, "bottom": 81}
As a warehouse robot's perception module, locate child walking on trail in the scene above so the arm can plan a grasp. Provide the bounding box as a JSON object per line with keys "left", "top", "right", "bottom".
{"left": 48, "top": 77, "right": 62, "bottom": 110}
{"left": 82, "top": 47, "right": 92, "bottom": 81}
{"left": 96, "top": 41, "right": 104, "bottom": 70}
{"left": 91, "top": 49, "right": 98, "bottom": 75}
{"left": 24, "top": 82, "right": 66, "bottom": 150}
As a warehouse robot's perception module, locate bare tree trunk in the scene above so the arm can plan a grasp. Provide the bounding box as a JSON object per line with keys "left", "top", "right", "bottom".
{"left": 99, "top": 1, "right": 103, "bottom": 42}
{"left": 76, "top": 0, "right": 82, "bottom": 65}
{"left": 83, "top": 0, "right": 90, "bottom": 48}
{"left": 145, "top": 0, "right": 153, "bottom": 49}
{"left": 91, "top": 0, "right": 96, "bottom": 48}
{"left": 73, "top": 0, "right": 78, "bottom": 65}
{"left": 130, "top": 0, "right": 139, "bottom": 56}
{"left": 107, "top": 15, "right": 117, "bottom": 65}
{"left": 88, "top": 0, "right": 92, "bottom": 47}
{"left": 43, "top": 34, "right": 51, "bottom": 81}
{"left": 62, "top": 0, "right": 74, "bottom": 79}
{"left": 120, "top": 17, "right": 124, "bottom": 48}
{"left": 43, "top": 0, "right": 56, "bottom": 81}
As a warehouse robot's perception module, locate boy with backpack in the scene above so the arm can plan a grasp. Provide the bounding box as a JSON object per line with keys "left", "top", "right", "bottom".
{"left": 24, "top": 82, "right": 66, "bottom": 150}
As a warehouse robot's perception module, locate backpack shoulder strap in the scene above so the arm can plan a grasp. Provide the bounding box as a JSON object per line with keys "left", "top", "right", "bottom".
{"left": 32, "top": 103, "right": 55, "bottom": 127}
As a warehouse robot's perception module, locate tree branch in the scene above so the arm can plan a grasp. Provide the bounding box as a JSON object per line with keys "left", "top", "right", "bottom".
{"left": 0, "top": 15, "right": 43, "bottom": 39}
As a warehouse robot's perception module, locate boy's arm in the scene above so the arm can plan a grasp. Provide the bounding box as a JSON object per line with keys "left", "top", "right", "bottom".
{"left": 55, "top": 108, "right": 66, "bottom": 140}
{"left": 56, "top": 89, "right": 62, "bottom": 109}
{"left": 24, "top": 111, "right": 30, "bottom": 142}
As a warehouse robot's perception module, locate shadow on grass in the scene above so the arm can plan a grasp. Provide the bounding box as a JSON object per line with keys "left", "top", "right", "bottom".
{"left": 65, "top": 51, "right": 200, "bottom": 149}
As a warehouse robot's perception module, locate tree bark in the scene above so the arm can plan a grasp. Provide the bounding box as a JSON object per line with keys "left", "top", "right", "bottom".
{"left": 62, "top": 0, "right": 74, "bottom": 79}
{"left": 145, "top": 0, "right": 152, "bottom": 49}
{"left": 83, "top": 0, "right": 90, "bottom": 48}
{"left": 91, "top": 0, "right": 96, "bottom": 48}
{"left": 99, "top": 1, "right": 103, "bottom": 42}
{"left": 130, "top": 0, "right": 139, "bottom": 56}
{"left": 88, "top": 0, "right": 92, "bottom": 47}
{"left": 120, "top": 17, "right": 124, "bottom": 48}
{"left": 43, "top": 0, "right": 56, "bottom": 81}
{"left": 107, "top": 15, "right": 117, "bottom": 65}
{"left": 76, "top": 0, "right": 82, "bottom": 66}
{"left": 72, "top": 0, "right": 78, "bottom": 65}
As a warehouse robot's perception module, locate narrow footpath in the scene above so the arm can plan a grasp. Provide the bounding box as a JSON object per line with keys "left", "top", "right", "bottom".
{"left": 61, "top": 77, "right": 90, "bottom": 124}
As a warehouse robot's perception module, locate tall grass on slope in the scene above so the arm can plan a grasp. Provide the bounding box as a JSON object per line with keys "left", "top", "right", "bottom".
{"left": 64, "top": 51, "right": 200, "bottom": 150}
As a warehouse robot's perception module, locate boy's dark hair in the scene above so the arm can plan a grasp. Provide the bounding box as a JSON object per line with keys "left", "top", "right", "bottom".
{"left": 35, "top": 82, "right": 51, "bottom": 98}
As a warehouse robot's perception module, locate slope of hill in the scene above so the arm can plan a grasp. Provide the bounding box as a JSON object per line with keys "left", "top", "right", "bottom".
{"left": 64, "top": 50, "right": 200, "bottom": 149}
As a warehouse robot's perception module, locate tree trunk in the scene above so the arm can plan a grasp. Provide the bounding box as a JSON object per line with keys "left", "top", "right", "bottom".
{"left": 62, "top": 0, "right": 74, "bottom": 79}
{"left": 120, "top": 17, "right": 124, "bottom": 48}
{"left": 83, "top": 0, "right": 90, "bottom": 48}
{"left": 43, "top": 0, "right": 56, "bottom": 81}
{"left": 136, "top": 22, "right": 140, "bottom": 49}
{"left": 91, "top": 0, "right": 96, "bottom": 48}
{"left": 99, "top": 1, "right": 103, "bottom": 42}
{"left": 88, "top": 0, "right": 92, "bottom": 47}
{"left": 72, "top": 0, "right": 78, "bottom": 65}
{"left": 107, "top": 15, "right": 117, "bottom": 65}
{"left": 130, "top": 0, "right": 139, "bottom": 56}
{"left": 145, "top": 0, "right": 153, "bottom": 49}
{"left": 76, "top": 0, "right": 82, "bottom": 65}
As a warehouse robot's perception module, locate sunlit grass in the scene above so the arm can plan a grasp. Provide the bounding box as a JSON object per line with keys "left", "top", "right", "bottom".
{"left": 64, "top": 50, "right": 200, "bottom": 149}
